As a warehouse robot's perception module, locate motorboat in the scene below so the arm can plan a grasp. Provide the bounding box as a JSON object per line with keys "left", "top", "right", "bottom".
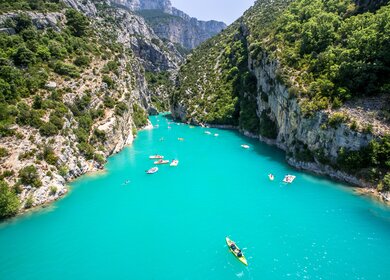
{"left": 225, "top": 237, "right": 248, "bottom": 266}
{"left": 205, "top": 131, "right": 212, "bottom": 135}
{"left": 241, "top": 145, "right": 250, "bottom": 149}
{"left": 149, "top": 155, "right": 164, "bottom": 159}
{"left": 283, "top": 175, "right": 296, "bottom": 183}
{"left": 268, "top": 174, "right": 275, "bottom": 181}
{"left": 154, "top": 159, "right": 170, "bottom": 165}
{"left": 170, "top": 160, "right": 179, "bottom": 167}
{"left": 146, "top": 167, "right": 158, "bottom": 174}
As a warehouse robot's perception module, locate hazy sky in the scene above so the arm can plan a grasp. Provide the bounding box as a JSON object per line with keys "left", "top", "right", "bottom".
{"left": 171, "top": 0, "right": 256, "bottom": 24}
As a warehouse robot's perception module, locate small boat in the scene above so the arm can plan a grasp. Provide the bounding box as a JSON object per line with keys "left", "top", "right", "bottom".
{"left": 225, "top": 237, "right": 248, "bottom": 266}
{"left": 214, "top": 134, "right": 219, "bottom": 137}
{"left": 154, "top": 159, "right": 170, "bottom": 165}
{"left": 149, "top": 155, "right": 164, "bottom": 159}
{"left": 283, "top": 175, "right": 296, "bottom": 184}
{"left": 268, "top": 174, "right": 275, "bottom": 181}
{"left": 146, "top": 167, "right": 158, "bottom": 174}
{"left": 190, "top": 126, "right": 195, "bottom": 129}
{"left": 170, "top": 160, "right": 179, "bottom": 167}
{"left": 241, "top": 145, "right": 250, "bottom": 149}
{"left": 205, "top": 131, "right": 212, "bottom": 135}
{"left": 178, "top": 138, "right": 184, "bottom": 141}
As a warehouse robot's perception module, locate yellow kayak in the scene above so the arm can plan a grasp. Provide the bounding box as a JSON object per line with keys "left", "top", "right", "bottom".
{"left": 226, "top": 237, "right": 248, "bottom": 266}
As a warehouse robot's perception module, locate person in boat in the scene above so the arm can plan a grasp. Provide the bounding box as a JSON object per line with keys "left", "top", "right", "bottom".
{"left": 237, "top": 250, "right": 243, "bottom": 257}
{"left": 230, "top": 243, "right": 237, "bottom": 250}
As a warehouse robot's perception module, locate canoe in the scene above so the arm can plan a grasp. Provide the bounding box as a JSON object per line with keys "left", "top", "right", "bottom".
{"left": 241, "top": 145, "right": 250, "bottom": 149}
{"left": 154, "top": 159, "right": 170, "bottom": 165}
{"left": 170, "top": 160, "right": 179, "bottom": 167}
{"left": 149, "top": 155, "right": 164, "bottom": 159}
{"left": 146, "top": 167, "right": 158, "bottom": 174}
{"left": 225, "top": 237, "right": 248, "bottom": 266}
{"left": 283, "top": 175, "right": 296, "bottom": 183}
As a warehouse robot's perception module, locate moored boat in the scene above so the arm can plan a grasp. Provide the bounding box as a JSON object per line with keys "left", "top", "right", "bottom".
{"left": 146, "top": 167, "right": 159, "bottom": 174}
{"left": 178, "top": 138, "right": 184, "bottom": 141}
{"left": 170, "top": 160, "right": 179, "bottom": 167}
{"left": 205, "top": 131, "right": 212, "bottom": 135}
{"left": 241, "top": 144, "right": 250, "bottom": 149}
{"left": 154, "top": 159, "right": 170, "bottom": 165}
{"left": 214, "top": 134, "right": 219, "bottom": 137}
{"left": 283, "top": 175, "right": 296, "bottom": 183}
{"left": 149, "top": 155, "right": 164, "bottom": 159}
{"left": 225, "top": 237, "right": 248, "bottom": 266}
{"left": 268, "top": 174, "right": 275, "bottom": 181}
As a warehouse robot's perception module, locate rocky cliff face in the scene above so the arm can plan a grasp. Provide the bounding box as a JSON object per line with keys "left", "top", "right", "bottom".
{"left": 111, "top": 0, "right": 226, "bottom": 49}
{"left": 0, "top": 0, "right": 183, "bottom": 214}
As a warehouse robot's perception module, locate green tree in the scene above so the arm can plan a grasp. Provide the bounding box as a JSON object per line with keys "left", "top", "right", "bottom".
{"left": 65, "top": 9, "right": 89, "bottom": 37}
{"left": 19, "top": 165, "right": 42, "bottom": 188}
{"left": 0, "top": 181, "right": 20, "bottom": 219}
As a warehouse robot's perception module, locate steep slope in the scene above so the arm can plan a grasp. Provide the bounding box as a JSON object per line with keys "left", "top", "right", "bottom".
{"left": 172, "top": 0, "right": 390, "bottom": 200}
{"left": 0, "top": 0, "right": 181, "bottom": 218}
{"left": 112, "top": 0, "right": 227, "bottom": 49}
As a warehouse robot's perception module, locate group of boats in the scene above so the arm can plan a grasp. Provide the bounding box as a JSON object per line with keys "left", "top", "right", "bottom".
{"left": 146, "top": 155, "right": 179, "bottom": 174}
{"left": 268, "top": 174, "right": 296, "bottom": 184}
{"left": 204, "top": 131, "right": 219, "bottom": 137}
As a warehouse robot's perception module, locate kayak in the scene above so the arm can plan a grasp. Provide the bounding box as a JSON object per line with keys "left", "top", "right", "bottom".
{"left": 241, "top": 144, "right": 250, "bottom": 149}
{"left": 149, "top": 155, "right": 164, "bottom": 159}
{"left": 170, "top": 160, "right": 179, "bottom": 167}
{"left": 146, "top": 167, "right": 158, "bottom": 174}
{"left": 154, "top": 159, "right": 170, "bottom": 165}
{"left": 225, "top": 237, "right": 248, "bottom": 266}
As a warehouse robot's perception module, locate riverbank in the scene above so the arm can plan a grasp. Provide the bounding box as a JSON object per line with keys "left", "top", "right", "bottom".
{"left": 179, "top": 119, "right": 389, "bottom": 205}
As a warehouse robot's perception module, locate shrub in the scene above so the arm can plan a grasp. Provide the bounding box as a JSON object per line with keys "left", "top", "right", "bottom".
{"left": 104, "top": 96, "right": 115, "bottom": 108}
{"left": 58, "top": 165, "right": 69, "bottom": 177}
{"left": 39, "top": 122, "right": 59, "bottom": 137}
{"left": 65, "top": 9, "right": 89, "bottom": 37}
{"left": 0, "top": 147, "right": 8, "bottom": 158}
{"left": 13, "top": 46, "right": 36, "bottom": 66}
{"left": 132, "top": 104, "right": 148, "bottom": 128}
{"left": 49, "top": 186, "right": 57, "bottom": 196}
{"left": 42, "top": 146, "right": 58, "bottom": 166}
{"left": 19, "top": 165, "right": 42, "bottom": 188}
{"left": 328, "top": 112, "right": 348, "bottom": 128}
{"left": 74, "top": 55, "right": 91, "bottom": 67}
{"left": 0, "top": 181, "right": 20, "bottom": 219}
{"left": 102, "top": 75, "right": 114, "bottom": 88}
{"left": 53, "top": 62, "right": 80, "bottom": 78}
{"left": 24, "top": 195, "right": 34, "bottom": 209}
{"left": 115, "top": 102, "right": 128, "bottom": 116}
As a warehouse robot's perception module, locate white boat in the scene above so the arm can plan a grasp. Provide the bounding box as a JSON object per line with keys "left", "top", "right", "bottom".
{"left": 205, "top": 131, "right": 212, "bottom": 135}
{"left": 214, "top": 134, "right": 219, "bottom": 137}
{"left": 241, "top": 145, "right": 250, "bottom": 149}
{"left": 283, "top": 175, "right": 296, "bottom": 183}
{"left": 146, "top": 167, "right": 158, "bottom": 174}
{"left": 170, "top": 160, "right": 179, "bottom": 167}
{"left": 149, "top": 155, "right": 164, "bottom": 159}
{"left": 154, "top": 159, "right": 170, "bottom": 165}
{"left": 268, "top": 174, "right": 275, "bottom": 181}
{"left": 178, "top": 138, "right": 184, "bottom": 141}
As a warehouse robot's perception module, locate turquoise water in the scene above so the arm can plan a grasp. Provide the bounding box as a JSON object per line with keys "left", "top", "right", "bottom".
{"left": 1, "top": 114, "right": 390, "bottom": 280}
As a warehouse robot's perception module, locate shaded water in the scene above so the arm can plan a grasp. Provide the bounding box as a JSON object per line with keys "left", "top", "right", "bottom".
{"left": 1, "top": 114, "right": 390, "bottom": 280}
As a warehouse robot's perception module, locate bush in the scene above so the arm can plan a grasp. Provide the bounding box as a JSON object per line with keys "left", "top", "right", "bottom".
{"left": 74, "top": 55, "right": 91, "bottom": 67}
{"left": 12, "top": 46, "right": 36, "bottom": 66}
{"left": 0, "top": 147, "right": 8, "bottom": 158}
{"left": 102, "top": 75, "right": 114, "bottom": 88}
{"left": 39, "top": 122, "right": 59, "bottom": 137}
{"left": 115, "top": 102, "right": 128, "bottom": 116}
{"left": 0, "top": 181, "right": 20, "bottom": 219}
{"left": 132, "top": 104, "right": 148, "bottom": 128}
{"left": 19, "top": 165, "right": 42, "bottom": 188}
{"left": 58, "top": 165, "right": 68, "bottom": 177}
{"left": 328, "top": 112, "right": 349, "bottom": 128}
{"left": 65, "top": 9, "right": 89, "bottom": 37}
{"left": 49, "top": 186, "right": 57, "bottom": 196}
{"left": 41, "top": 146, "right": 58, "bottom": 166}
{"left": 24, "top": 195, "right": 34, "bottom": 209}
{"left": 53, "top": 62, "right": 80, "bottom": 78}
{"left": 259, "top": 111, "right": 278, "bottom": 139}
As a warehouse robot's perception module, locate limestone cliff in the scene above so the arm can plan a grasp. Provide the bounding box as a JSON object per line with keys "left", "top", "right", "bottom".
{"left": 171, "top": 0, "right": 390, "bottom": 200}
{"left": 0, "top": 0, "right": 181, "bottom": 214}
{"left": 111, "top": 0, "right": 226, "bottom": 49}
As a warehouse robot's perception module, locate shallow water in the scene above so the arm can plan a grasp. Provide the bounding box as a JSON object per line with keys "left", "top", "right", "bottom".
{"left": 1, "top": 114, "right": 390, "bottom": 280}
